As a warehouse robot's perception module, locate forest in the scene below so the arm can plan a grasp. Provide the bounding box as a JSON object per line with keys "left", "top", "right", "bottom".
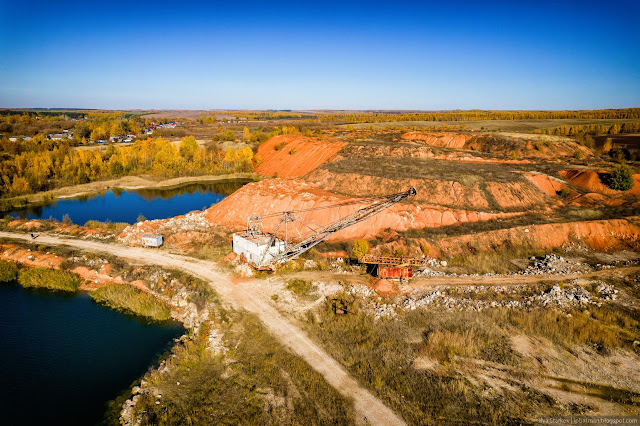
{"left": 0, "top": 136, "right": 254, "bottom": 198}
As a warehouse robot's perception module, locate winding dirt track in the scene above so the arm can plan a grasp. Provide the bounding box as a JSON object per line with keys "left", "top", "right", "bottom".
{"left": 0, "top": 232, "right": 404, "bottom": 426}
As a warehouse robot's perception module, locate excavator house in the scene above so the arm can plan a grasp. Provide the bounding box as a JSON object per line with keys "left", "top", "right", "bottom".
{"left": 232, "top": 187, "right": 417, "bottom": 270}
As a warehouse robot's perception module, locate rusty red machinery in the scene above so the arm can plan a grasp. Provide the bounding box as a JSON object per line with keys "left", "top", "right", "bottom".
{"left": 358, "top": 254, "right": 429, "bottom": 280}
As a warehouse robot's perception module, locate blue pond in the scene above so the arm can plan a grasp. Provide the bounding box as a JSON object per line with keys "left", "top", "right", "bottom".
{"left": 0, "top": 283, "right": 184, "bottom": 425}
{"left": 8, "top": 180, "right": 249, "bottom": 225}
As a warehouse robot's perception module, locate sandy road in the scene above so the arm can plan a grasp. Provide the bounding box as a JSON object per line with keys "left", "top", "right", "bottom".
{"left": 0, "top": 231, "right": 405, "bottom": 426}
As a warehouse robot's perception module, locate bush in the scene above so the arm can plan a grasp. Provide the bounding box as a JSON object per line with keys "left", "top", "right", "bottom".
{"left": 274, "top": 141, "right": 287, "bottom": 151}
{"left": 90, "top": 284, "right": 171, "bottom": 321}
{"left": 607, "top": 165, "right": 634, "bottom": 191}
{"left": 557, "top": 188, "right": 571, "bottom": 198}
{"left": 289, "top": 148, "right": 296, "bottom": 155}
{"left": 136, "top": 213, "right": 146, "bottom": 223}
{"left": 18, "top": 268, "right": 81, "bottom": 292}
{"left": 350, "top": 239, "right": 369, "bottom": 260}
{"left": 62, "top": 214, "right": 72, "bottom": 225}
{"left": 286, "top": 279, "right": 316, "bottom": 296}
{"left": 0, "top": 261, "right": 19, "bottom": 283}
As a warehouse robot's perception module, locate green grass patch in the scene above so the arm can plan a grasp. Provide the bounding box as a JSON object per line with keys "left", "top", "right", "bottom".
{"left": 0, "top": 260, "right": 19, "bottom": 283}
{"left": 90, "top": 284, "right": 171, "bottom": 321}
{"left": 18, "top": 268, "right": 81, "bottom": 292}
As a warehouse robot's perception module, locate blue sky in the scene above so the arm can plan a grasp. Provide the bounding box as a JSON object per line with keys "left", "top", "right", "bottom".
{"left": 0, "top": 0, "right": 638, "bottom": 110}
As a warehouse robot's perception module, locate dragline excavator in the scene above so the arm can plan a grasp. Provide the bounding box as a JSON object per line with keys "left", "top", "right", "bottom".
{"left": 232, "top": 187, "right": 416, "bottom": 270}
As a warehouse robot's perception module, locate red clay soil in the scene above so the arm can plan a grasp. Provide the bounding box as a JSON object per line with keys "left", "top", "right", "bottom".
{"left": 402, "top": 131, "right": 593, "bottom": 159}
{"left": 401, "top": 132, "right": 473, "bottom": 149}
{"left": 370, "top": 279, "right": 399, "bottom": 296}
{"left": 306, "top": 168, "right": 552, "bottom": 211}
{"left": 524, "top": 172, "right": 573, "bottom": 197}
{"left": 0, "top": 244, "right": 65, "bottom": 269}
{"left": 418, "top": 219, "right": 640, "bottom": 258}
{"left": 204, "top": 178, "right": 521, "bottom": 241}
{"left": 255, "top": 135, "right": 347, "bottom": 178}
{"left": 559, "top": 169, "right": 640, "bottom": 197}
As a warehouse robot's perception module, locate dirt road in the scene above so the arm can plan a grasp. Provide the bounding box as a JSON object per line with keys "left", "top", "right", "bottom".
{"left": 0, "top": 231, "right": 404, "bottom": 426}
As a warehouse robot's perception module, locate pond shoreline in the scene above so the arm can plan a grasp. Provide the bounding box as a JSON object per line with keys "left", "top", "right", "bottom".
{"left": 1, "top": 172, "right": 261, "bottom": 212}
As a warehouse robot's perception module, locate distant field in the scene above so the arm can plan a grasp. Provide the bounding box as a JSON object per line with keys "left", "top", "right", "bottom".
{"left": 347, "top": 118, "right": 640, "bottom": 132}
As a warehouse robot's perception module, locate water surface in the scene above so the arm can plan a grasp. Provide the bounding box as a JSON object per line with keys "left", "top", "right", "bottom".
{"left": 9, "top": 179, "right": 249, "bottom": 225}
{"left": 0, "top": 284, "right": 184, "bottom": 425}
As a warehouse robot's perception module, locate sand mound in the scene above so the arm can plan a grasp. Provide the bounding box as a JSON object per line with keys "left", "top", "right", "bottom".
{"left": 255, "top": 135, "right": 347, "bottom": 178}
{"left": 401, "top": 132, "right": 472, "bottom": 149}
{"left": 402, "top": 132, "right": 592, "bottom": 159}
{"left": 560, "top": 169, "right": 640, "bottom": 196}
{"left": 306, "top": 168, "right": 551, "bottom": 211}
{"left": 204, "top": 178, "right": 521, "bottom": 241}
{"left": 524, "top": 172, "right": 573, "bottom": 197}
{"left": 370, "top": 279, "right": 399, "bottom": 296}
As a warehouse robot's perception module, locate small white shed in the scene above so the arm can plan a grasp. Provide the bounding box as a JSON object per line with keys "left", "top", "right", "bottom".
{"left": 141, "top": 233, "right": 163, "bottom": 247}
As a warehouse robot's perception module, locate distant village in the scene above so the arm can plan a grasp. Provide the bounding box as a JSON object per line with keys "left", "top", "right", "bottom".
{"left": 7, "top": 120, "right": 183, "bottom": 144}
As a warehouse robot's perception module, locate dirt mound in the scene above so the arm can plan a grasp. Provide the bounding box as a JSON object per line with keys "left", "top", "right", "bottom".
{"left": 255, "top": 135, "right": 347, "bottom": 178}
{"left": 418, "top": 219, "right": 640, "bottom": 258}
{"left": 401, "top": 132, "right": 473, "bottom": 149}
{"left": 402, "top": 132, "right": 592, "bottom": 159}
{"left": 204, "top": 178, "right": 521, "bottom": 241}
{"left": 560, "top": 169, "right": 640, "bottom": 196}
{"left": 524, "top": 172, "right": 573, "bottom": 197}
{"left": 306, "top": 168, "right": 552, "bottom": 211}
{"left": 370, "top": 279, "right": 399, "bottom": 296}
{"left": 0, "top": 244, "right": 65, "bottom": 269}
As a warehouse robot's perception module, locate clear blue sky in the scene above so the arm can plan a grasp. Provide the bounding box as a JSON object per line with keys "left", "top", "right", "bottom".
{"left": 1, "top": 0, "right": 638, "bottom": 110}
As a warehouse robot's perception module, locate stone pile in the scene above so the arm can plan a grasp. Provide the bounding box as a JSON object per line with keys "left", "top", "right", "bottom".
{"left": 521, "top": 254, "right": 585, "bottom": 275}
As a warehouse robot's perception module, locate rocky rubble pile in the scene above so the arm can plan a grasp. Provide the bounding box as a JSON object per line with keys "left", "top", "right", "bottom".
{"left": 521, "top": 254, "right": 587, "bottom": 275}
{"left": 364, "top": 280, "right": 619, "bottom": 319}
{"left": 118, "top": 211, "right": 210, "bottom": 244}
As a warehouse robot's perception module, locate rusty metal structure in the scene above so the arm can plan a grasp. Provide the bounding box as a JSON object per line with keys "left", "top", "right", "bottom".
{"left": 233, "top": 187, "right": 416, "bottom": 270}
{"left": 359, "top": 254, "right": 430, "bottom": 280}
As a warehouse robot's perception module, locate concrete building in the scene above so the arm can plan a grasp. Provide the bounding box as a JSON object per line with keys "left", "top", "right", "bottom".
{"left": 232, "top": 230, "right": 285, "bottom": 268}
{"left": 141, "top": 233, "right": 163, "bottom": 247}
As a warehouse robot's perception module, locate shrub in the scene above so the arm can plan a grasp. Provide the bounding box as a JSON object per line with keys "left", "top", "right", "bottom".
{"left": 289, "top": 148, "right": 296, "bottom": 155}
{"left": 350, "top": 239, "right": 369, "bottom": 260}
{"left": 0, "top": 261, "right": 19, "bottom": 283}
{"left": 90, "top": 284, "right": 171, "bottom": 321}
{"left": 136, "top": 213, "right": 146, "bottom": 223}
{"left": 286, "top": 279, "right": 316, "bottom": 296}
{"left": 274, "top": 141, "right": 287, "bottom": 151}
{"left": 607, "top": 165, "right": 634, "bottom": 191}
{"left": 557, "top": 188, "right": 571, "bottom": 198}
{"left": 18, "top": 268, "right": 81, "bottom": 292}
{"left": 572, "top": 150, "right": 584, "bottom": 159}
{"left": 62, "top": 214, "right": 72, "bottom": 225}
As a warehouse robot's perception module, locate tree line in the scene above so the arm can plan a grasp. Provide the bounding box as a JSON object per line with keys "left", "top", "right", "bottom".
{"left": 0, "top": 136, "right": 254, "bottom": 198}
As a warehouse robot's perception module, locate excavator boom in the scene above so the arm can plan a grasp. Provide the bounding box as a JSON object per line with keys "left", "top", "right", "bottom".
{"left": 255, "top": 187, "right": 416, "bottom": 269}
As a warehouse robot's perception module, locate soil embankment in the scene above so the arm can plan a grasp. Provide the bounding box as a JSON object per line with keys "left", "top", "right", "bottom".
{"left": 402, "top": 131, "right": 592, "bottom": 159}
{"left": 417, "top": 219, "right": 640, "bottom": 258}
{"left": 255, "top": 135, "right": 346, "bottom": 178}
{"left": 203, "top": 178, "right": 521, "bottom": 241}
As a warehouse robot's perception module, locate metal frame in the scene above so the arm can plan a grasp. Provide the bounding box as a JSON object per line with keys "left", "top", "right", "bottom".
{"left": 249, "top": 187, "right": 417, "bottom": 269}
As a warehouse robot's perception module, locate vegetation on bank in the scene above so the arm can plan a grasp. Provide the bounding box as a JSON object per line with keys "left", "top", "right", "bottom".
{"left": 18, "top": 267, "right": 81, "bottom": 292}
{"left": 130, "top": 312, "right": 354, "bottom": 425}
{"left": 305, "top": 298, "right": 640, "bottom": 424}
{"left": 90, "top": 284, "right": 171, "bottom": 322}
{"left": 0, "top": 260, "right": 19, "bottom": 282}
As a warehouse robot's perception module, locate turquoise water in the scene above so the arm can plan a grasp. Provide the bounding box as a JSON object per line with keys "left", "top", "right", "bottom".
{"left": 8, "top": 179, "right": 249, "bottom": 225}
{"left": 0, "top": 283, "right": 184, "bottom": 425}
